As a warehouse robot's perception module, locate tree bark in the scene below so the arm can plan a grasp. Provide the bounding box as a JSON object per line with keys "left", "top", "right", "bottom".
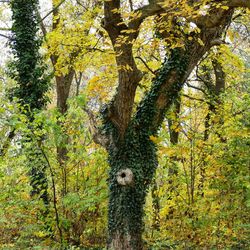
{"left": 107, "top": 128, "right": 157, "bottom": 250}
{"left": 105, "top": 42, "right": 213, "bottom": 248}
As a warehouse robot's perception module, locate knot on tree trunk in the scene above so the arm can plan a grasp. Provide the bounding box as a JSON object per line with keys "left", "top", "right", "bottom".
{"left": 116, "top": 168, "right": 134, "bottom": 186}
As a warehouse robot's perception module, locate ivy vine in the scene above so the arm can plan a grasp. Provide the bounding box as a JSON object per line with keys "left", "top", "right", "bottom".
{"left": 9, "top": 0, "right": 50, "bottom": 116}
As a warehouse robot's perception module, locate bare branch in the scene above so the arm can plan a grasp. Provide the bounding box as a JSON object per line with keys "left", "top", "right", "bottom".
{"left": 135, "top": 56, "right": 156, "bottom": 75}
{"left": 186, "top": 82, "right": 206, "bottom": 93}
{"left": 36, "top": 9, "right": 47, "bottom": 36}
{"left": 129, "top": 0, "right": 133, "bottom": 11}
{"left": 83, "top": 108, "right": 109, "bottom": 148}
{"left": 38, "top": 0, "right": 66, "bottom": 23}
{"left": 182, "top": 94, "right": 205, "bottom": 102}
{"left": 0, "top": 33, "right": 10, "bottom": 39}
{"left": 0, "top": 27, "right": 11, "bottom": 31}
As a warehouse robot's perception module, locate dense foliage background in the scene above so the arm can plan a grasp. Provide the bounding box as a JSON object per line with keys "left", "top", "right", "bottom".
{"left": 0, "top": 0, "right": 249, "bottom": 249}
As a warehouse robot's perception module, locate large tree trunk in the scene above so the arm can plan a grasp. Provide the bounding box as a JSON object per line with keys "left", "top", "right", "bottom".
{"left": 107, "top": 127, "right": 157, "bottom": 250}
{"left": 105, "top": 47, "right": 202, "bottom": 249}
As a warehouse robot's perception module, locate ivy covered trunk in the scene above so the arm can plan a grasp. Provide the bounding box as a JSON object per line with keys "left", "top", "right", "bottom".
{"left": 10, "top": 0, "right": 50, "bottom": 204}
{"left": 107, "top": 128, "right": 157, "bottom": 249}
{"left": 105, "top": 49, "right": 188, "bottom": 249}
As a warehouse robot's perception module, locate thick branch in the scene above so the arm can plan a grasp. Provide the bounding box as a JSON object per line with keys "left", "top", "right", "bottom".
{"left": 128, "top": 0, "right": 170, "bottom": 38}
{"left": 103, "top": 0, "right": 127, "bottom": 45}
{"left": 212, "top": 59, "right": 226, "bottom": 97}
{"left": 102, "top": 1, "right": 174, "bottom": 137}
{"left": 84, "top": 108, "right": 109, "bottom": 148}
{"left": 134, "top": 9, "right": 233, "bottom": 134}
{"left": 102, "top": 0, "right": 143, "bottom": 137}
{"left": 226, "top": 0, "right": 250, "bottom": 8}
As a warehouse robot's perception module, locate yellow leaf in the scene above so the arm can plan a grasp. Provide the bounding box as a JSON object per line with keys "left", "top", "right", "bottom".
{"left": 197, "top": 38, "right": 204, "bottom": 46}
{"left": 34, "top": 231, "right": 47, "bottom": 238}
{"left": 149, "top": 135, "right": 158, "bottom": 143}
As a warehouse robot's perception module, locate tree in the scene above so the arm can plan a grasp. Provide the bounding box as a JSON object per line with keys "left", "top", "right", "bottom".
{"left": 86, "top": 0, "right": 250, "bottom": 248}
{"left": 40, "top": 0, "right": 101, "bottom": 195}
{"left": 1, "top": 0, "right": 249, "bottom": 248}
{"left": 9, "top": 0, "right": 50, "bottom": 205}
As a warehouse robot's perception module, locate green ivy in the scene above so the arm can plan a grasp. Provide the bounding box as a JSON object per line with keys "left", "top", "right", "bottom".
{"left": 9, "top": 0, "right": 50, "bottom": 206}
{"left": 9, "top": 0, "right": 50, "bottom": 116}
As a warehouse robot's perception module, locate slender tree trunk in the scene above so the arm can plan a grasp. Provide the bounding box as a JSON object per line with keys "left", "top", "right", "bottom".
{"left": 166, "top": 98, "right": 181, "bottom": 218}
{"left": 50, "top": 4, "right": 74, "bottom": 195}
{"left": 151, "top": 179, "right": 160, "bottom": 230}
{"left": 168, "top": 97, "right": 181, "bottom": 178}
{"left": 199, "top": 57, "right": 226, "bottom": 196}
{"left": 28, "top": 142, "right": 49, "bottom": 206}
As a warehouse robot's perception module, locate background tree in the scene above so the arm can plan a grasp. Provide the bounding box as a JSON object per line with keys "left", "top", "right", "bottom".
{"left": 9, "top": 0, "right": 50, "bottom": 205}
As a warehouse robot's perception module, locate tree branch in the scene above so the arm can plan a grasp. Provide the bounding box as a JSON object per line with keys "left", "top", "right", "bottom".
{"left": 135, "top": 56, "right": 156, "bottom": 75}
{"left": 102, "top": 0, "right": 176, "bottom": 137}
{"left": 182, "top": 94, "right": 205, "bottom": 102}
{"left": 128, "top": 0, "right": 175, "bottom": 40}
{"left": 225, "top": 0, "right": 250, "bottom": 8}
{"left": 186, "top": 81, "right": 206, "bottom": 93}
{"left": 36, "top": 9, "right": 47, "bottom": 36}
{"left": 134, "top": 8, "right": 234, "bottom": 133}
{"left": 103, "top": 0, "right": 127, "bottom": 44}
{"left": 83, "top": 107, "right": 109, "bottom": 148}
{"left": 39, "top": 0, "right": 66, "bottom": 23}
{"left": 0, "top": 33, "right": 10, "bottom": 39}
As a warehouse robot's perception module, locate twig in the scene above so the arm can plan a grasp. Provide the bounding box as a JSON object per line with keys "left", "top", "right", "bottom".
{"left": 182, "top": 94, "right": 205, "bottom": 102}
{"left": 135, "top": 56, "right": 156, "bottom": 75}
{"left": 186, "top": 81, "right": 206, "bottom": 93}
{"left": 129, "top": 0, "right": 133, "bottom": 11}
{"left": 0, "top": 33, "right": 10, "bottom": 39}
{"left": 38, "top": 0, "right": 67, "bottom": 23}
